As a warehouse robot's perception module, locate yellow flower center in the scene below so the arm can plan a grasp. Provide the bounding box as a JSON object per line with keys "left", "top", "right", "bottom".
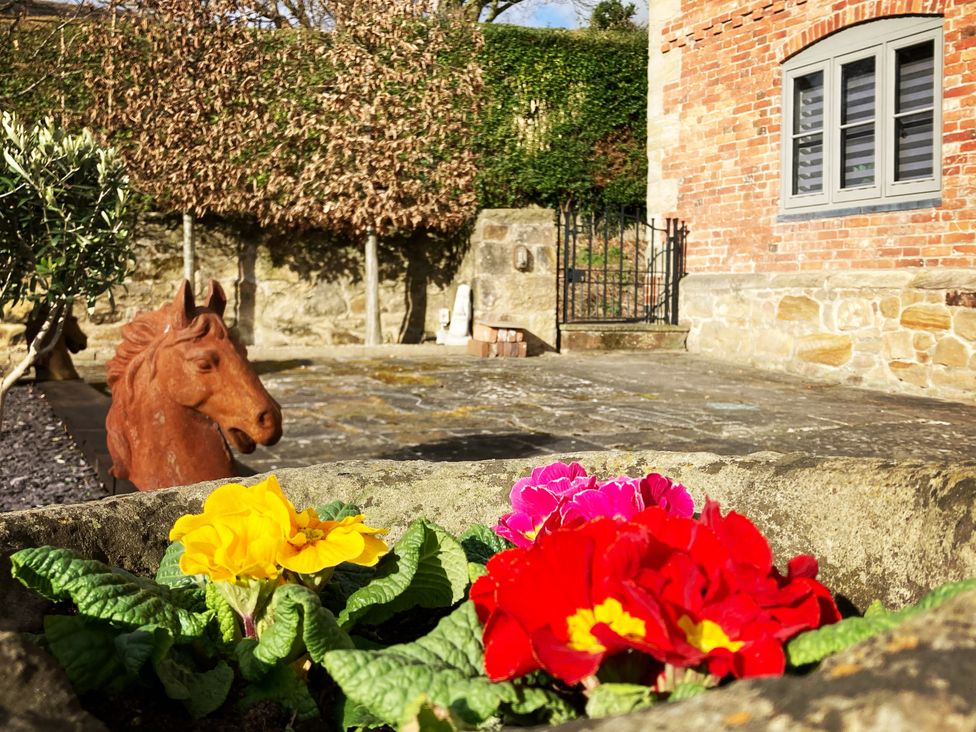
{"left": 566, "top": 598, "right": 646, "bottom": 653}
{"left": 677, "top": 615, "right": 744, "bottom": 653}
{"left": 288, "top": 526, "right": 326, "bottom": 548}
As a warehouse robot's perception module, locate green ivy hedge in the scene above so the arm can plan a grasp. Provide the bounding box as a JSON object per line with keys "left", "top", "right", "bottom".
{"left": 0, "top": 20, "right": 648, "bottom": 212}
{"left": 477, "top": 24, "right": 647, "bottom": 209}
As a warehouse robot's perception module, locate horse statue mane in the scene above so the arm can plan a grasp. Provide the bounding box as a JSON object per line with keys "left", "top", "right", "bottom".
{"left": 105, "top": 280, "right": 282, "bottom": 491}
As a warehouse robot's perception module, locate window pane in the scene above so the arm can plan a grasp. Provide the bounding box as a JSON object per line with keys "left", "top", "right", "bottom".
{"left": 842, "top": 57, "right": 875, "bottom": 124}
{"left": 793, "top": 134, "right": 823, "bottom": 194}
{"left": 842, "top": 124, "right": 875, "bottom": 188}
{"left": 896, "top": 111, "right": 934, "bottom": 180}
{"left": 793, "top": 71, "right": 823, "bottom": 133}
{"left": 896, "top": 41, "right": 934, "bottom": 113}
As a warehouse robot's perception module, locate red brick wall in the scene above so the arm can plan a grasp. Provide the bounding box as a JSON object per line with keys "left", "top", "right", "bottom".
{"left": 656, "top": 0, "right": 976, "bottom": 273}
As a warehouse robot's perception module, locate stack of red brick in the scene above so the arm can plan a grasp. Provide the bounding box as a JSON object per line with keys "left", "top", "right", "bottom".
{"left": 468, "top": 321, "right": 528, "bottom": 358}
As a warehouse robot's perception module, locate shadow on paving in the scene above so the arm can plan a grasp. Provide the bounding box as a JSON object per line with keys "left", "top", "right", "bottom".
{"left": 378, "top": 432, "right": 606, "bottom": 462}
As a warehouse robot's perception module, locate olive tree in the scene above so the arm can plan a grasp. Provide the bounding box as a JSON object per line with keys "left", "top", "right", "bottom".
{"left": 0, "top": 113, "right": 132, "bottom": 428}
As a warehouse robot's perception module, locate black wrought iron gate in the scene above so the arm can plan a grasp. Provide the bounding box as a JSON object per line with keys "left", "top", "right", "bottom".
{"left": 557, "top": 206, "right": 688, "bottom": 325}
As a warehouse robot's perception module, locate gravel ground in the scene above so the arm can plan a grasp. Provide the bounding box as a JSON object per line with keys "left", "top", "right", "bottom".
{"left": 0, "top": 383, "right": 106, "bottom": 513}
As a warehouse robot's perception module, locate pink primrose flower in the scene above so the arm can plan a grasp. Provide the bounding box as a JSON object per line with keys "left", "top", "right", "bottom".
{"left": 493, "top": 463, "right": 695, "bottom": 547}
{"left": 559, "top": 473, "right": 695, "bottom": 526}
{"left": 641, "top": 473, "right": 695, "bottom": 518}
{"left": 558, "top": 479, "right": 645, "bottom": 525}
{"left": 493, "top": 462, "right": 595, "bottom": 547}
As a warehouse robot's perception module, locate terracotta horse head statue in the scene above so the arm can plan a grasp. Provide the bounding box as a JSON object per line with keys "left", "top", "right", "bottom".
{"left": 105, "top": 280, "right": 282, "bottom": 491}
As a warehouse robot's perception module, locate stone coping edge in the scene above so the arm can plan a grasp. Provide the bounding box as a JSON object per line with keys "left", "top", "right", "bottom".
{"left": 559, "top": 323, "right": 690, "bottom": 333}
{"left": 681, "top": 268, "right": 976, "bottom": 292}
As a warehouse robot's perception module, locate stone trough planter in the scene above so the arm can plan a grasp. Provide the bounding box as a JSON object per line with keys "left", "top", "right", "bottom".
{"left": 2, "top": 449, "right": 975, "bottom": 730}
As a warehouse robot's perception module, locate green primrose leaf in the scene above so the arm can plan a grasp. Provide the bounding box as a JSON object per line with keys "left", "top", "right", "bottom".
{"left": 457, "top": 524, "right": 512, "bottom": 565}
{"left": 398, "top": 694, "right": 460, "bottom": 732}
{"left": 338, "top": 519, "right": 469, "bottom": 629}
{"left": 863, "top": 599, "right": 888, "bottom": 617}
{"left": 320, "top": 563, "right": 377, "bottom": 615}
{"left": 323, "top": 602, "right": 576, "bottom": 728}
{"left": 155, "top": 541, "right": 197, "bottom": 589}
{"left": 787, "top": 577, "right": 976, "bottom": 666}
{"left": 153, "top": 648, "right": 234, "bottom": 719}
{"left": 43, "top": 615, "right": 166, "bottom": 694}
{"left": 668, "top": 680, "right": 707, "bottom": 702}
{"left": 912, "top": 577, "right": 976, "bottom": 611}
{"left": 234, "top": 639, "right": 267, "bottom": 682}
{"left": 585, "top": 683, "right": 656, "bottom": 719}
{"left": 206, "top": 581, "right": 240, "bottom": 644}
{"left": 340, "top": 698, "right": 388, "bottom": 731}
{"left": 247, "top": 583, "right": 353, "bottom": 673}
{"left": 467, "top": 562, "right": 487, "bottom": 584}
{"left": 45, "top": 616, "right": 122, "bottom": 693}
{"left": 315, "top": 500, "right": 363, "bottom": 520}
{"left": 115, "top": 624, "right": 172, "bottom": 676}
{"left": 239, "top": 663, "right": 320, "bottom": 722}
{"left": 11, "top": 546, "right": 209, "bottom": 639}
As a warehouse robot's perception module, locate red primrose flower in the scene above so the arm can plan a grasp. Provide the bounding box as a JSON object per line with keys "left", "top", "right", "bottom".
{"left": 473, "top": 501, "right": 839, "bottom": 685}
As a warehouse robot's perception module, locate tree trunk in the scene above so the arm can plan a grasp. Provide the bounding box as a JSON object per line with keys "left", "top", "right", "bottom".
{"left": 365, "top": 228, "right": 381, "bottom": 346}
{"left": 0, "top": 302, "right": 67, "bottom": 433}
{"left": 183, "top": 212, "right": 195, "bottom": 288}
{"left": 398, "top": 239, "right": 428, "bottom": 344}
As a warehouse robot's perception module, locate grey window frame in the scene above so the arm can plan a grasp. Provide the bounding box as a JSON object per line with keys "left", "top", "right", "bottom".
{"left": 780, "top": 16, "right": 943, "bottom": 215}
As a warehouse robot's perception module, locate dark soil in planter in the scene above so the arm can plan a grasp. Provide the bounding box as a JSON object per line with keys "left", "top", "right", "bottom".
{"left": 81, "top": 670, "right": 346, "bottom": 731}
{"left": 0, "top": 383, "right": 106, "bottom": 512}
{"left": 83, "top": 693, "right": 322, "bottom": 731}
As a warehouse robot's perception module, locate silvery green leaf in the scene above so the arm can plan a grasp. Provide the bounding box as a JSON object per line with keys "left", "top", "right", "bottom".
{"left": 324, "top": 602, "right": 576, "bottom": 728}
{"left": 338, "top": 519, "right": 469, "bottom": 629}
{"left": 11, "top": 546, "right": 209, "bottom": 639}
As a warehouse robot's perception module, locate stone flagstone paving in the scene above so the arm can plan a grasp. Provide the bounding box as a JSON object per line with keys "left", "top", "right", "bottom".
{"left": 229, "top": 350, "right": 976, "bottom": 474}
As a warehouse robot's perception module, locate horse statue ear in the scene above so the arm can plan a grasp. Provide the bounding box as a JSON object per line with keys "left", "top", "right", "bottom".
{"left": 173, "top": 280, "right": 195, "bottom": 329}
{"left": 204, "top": 280, "right": 227, "bottom": 318}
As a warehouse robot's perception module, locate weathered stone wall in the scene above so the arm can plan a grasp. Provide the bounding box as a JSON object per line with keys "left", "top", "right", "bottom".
{"left": 681, "top": 268, "right": 976, "bottom": 402}
{"left": 0, "top": 218, "right": 445, "bottom": 356}
{"left": 468, "top": 208, "right": 558, "bottom": 353}
{"left": 1, "top": 208, "right": 559, "bottom": 366}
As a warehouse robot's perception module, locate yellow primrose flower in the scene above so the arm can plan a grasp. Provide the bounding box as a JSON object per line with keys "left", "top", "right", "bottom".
{"left": 169, "top": 476, "right": 293, "bottom": 583}
{"left": 278, "top": 509, "right": 389, "bottom": 575}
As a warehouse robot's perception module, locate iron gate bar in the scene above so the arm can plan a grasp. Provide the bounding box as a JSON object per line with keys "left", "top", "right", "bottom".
{"left": 635, "top": 212, "right": 642, "bottom": 321}
{"left": 618, "top": 206, "right": 625, "bottom": 321}
{"left": 602, "top": 212, "right": 609, "bottom": 318}
{"left": 557, "top": 204, "right": 688, "bottom": 326}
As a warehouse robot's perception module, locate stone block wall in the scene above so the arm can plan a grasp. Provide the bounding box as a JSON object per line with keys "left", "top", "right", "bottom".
{"left": 682, "top": 268, "right": 976, "bottom": 401}
{"left": 468, "top": 208, "right": 558, "bottom": 353}
{"left": 1, "top": 218, "right": 449, "bottom": 360}
{"left": 1, "top": 209, "right": 558, "bottom": 365}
